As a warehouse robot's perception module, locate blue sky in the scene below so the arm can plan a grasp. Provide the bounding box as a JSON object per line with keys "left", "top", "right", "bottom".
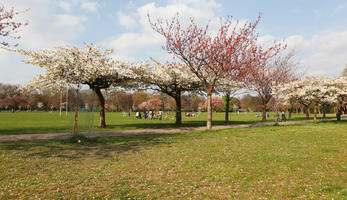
{"left": 1, "top": 0, "right": 347, "bottom": 85}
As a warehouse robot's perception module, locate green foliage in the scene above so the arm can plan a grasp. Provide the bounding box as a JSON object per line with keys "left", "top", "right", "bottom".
{"left": 220, "top": 96, "right": 233, "bottom": 112}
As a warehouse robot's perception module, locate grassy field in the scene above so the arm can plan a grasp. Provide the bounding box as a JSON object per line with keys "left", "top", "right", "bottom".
{"left": 0, "top": 121, "right": 346, "bottom": 199}
{"left": 0, "top": 111, "right": 336, "bottom": 135}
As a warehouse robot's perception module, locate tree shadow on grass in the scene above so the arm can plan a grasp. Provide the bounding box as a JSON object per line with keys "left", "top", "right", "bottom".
{"left": 1, "top": 119, "right": 343, "bottom": 160}
{"left": 0, "top": 133, "right": 191, "bottom": 160}
{"left": 0, "top": 119, "right": 260, "bottom": 135}
{"left": 104, "top": 119, "right": 261, "bottom": 130}
{"left": 0, "top": 127, "right": 72, "bottom": 136}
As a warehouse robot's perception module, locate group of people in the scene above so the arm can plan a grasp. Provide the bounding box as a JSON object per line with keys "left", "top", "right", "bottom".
{"left": 124, "top": 111, "right": 169, "bottom": 120}
{"left": 255, "top": 111, "right": 287, "bottom": 121}
{"left": 184, "top": 112, "right": 196, "bottom": 117}
{"left": 255, "top": 113, "right": 269, "bottom": 118}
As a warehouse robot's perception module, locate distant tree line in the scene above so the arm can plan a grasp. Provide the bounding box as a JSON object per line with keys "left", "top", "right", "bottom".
{"left": 1, "top": 82, "right": 338, "bottom": 115}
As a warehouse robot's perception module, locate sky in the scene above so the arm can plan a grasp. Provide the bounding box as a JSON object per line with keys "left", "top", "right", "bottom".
{"left": 1, "top": 0, "right": 347, "bottom": 85}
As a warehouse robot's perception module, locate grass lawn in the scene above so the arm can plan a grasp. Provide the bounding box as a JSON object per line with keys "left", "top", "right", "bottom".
{"left": 0, "top": 121, "right": 346, "bottom": 199}
{"left": 0, "top": 111, "right": 336, "bottom": 135}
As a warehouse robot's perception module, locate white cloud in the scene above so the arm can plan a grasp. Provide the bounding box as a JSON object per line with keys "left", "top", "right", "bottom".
{"left": 0, "top": 0, "right": 88, "bottom": 85}
{"left": 54, "top": 14, "right": 87, "bottom": 31}
{"left": 81, "top": 1, "right": 99, "bottom": 13}
{"left": 126, "top": 1, "right": 136, "bottom": 9}
{"left": 59, "top": 1, "right": 72, "bottom": 12}
{"left": 109, "top": 32, "right": 164, "bottom": 53}
{"left": 258, "top": 34, "right": 278, "bottom": 48}
{"left": 333, "top": 4, "right": 347, "bottom": 15}
{"left": 117, "top": 11, "right": 137, "bottom": 29}
{"left": 258, "top": 31, "right": 347, "bottom": 78}
{"left": 107, "top": 0, "right": 223, "bottom": 62}
{"left": 136, "top": 1, "right": 222, "bottom": 29}
{"left": 285, "top": 32, "right": 347, "bottom": 77}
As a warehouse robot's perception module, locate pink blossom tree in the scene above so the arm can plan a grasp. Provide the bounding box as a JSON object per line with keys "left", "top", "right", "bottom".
{"left": 146, "top": 98, "right": 162, "bottom": 110}
{"left": 211, "top": 97, "right": 224, "bottom": 112}
{"left": 243, "top": 50, "right": 298, "bottom": 121}
{"left": 138, "top": 101, "right": 148, "bottom": 111}
{"left": 148, "top": 13, "right": 275, "bottom": 129}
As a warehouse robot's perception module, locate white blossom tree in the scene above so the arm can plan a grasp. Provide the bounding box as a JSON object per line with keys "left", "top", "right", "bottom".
{"left": 130, "top": 60, "right": 202, "bottom": 124}
{"left": 16, "top": 44, "right": 142, "bottom": 129}
{"left": 274, "top": 76, "right": 342, "bottom": 123}
{"left": 334, "top": 76, "right": 347, "bottom": 120}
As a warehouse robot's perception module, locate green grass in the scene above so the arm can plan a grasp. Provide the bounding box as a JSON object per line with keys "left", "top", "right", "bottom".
{"left": 0, "top": 121, "right": 346, "bottom": 199}
{"left": 0, "top": 111, "right": 336, "bottom": 135}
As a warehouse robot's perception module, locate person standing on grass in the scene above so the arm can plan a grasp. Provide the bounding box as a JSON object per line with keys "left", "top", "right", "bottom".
{"left": 128, "top": 111, "right": 131, "bottom": 117}
{"left": 281, "top": 111, "right": 286, "bottom": 121}
{"left": 159, "top": 111, "right": 162, "bottom": 120}
{"left": 165, "top": 112, "right": 168, "bottom": 120}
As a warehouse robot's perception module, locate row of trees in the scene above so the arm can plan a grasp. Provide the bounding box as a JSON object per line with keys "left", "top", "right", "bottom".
{"left": 11, "top": 14, "right": 297, "bottom": 130}
{"left": 274, "top": 76, "right": 347, "bottom": 123}
{"left": 0, "top": 83, "right": 82, "bottom": 111}
{"left": 1, "top": 80, "right": 342, "bottom": 116}
{"left": 2, "top": 5, "right": 346, "bottom": 130}
{"left": 0, "top": 82, "right": 267, "bottom": 113}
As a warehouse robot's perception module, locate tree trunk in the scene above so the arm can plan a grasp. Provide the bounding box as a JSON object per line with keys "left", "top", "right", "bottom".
{"left": 305, "top": 106, "right": 310, "bottom": 119}
{"left": 288, "top": 108, "right": 292, "bottom": 120}
{"left": 59, "top": 91, "right": 62, "bottom": 117}
{"left": 313, "top": 103, "right": 317, "bottom": 123}
{"left": 206, "top": 89, "right": 212, "bottom": 130}
{"left": 72, "top": 88, "right": 79, "bottom": 137}
{"left": 161, "top": 94, "right": 165, "bottom": 112}
{"left": 72, "top": 104, "right": 78, "bottom": 137}
{"left": 66, "top": 87, "right": 68, "bottom": 116}
{"left": 323, "top": 104, "right": 326, "bottom": 118}
{"left": 93, "top": 87, "right": 106, "bottom": 128}
{"left": 225, "top": 94, "right": 230, "bottom": 123}
{"left": 274, "top": 102, "right": 279, "bottom": 124}
{"left": 336, "top": 106, "right": 342, "bottom": 121}
{"left": 174, "top": 92, "right": 182, "bottom": 125}
{"left": 262, "top": 104, "right": 267, "bottom": 121}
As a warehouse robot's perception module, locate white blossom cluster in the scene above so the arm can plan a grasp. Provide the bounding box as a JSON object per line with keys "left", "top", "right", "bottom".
{"left": 334, "top": 76, "right": 347, "bottom": 95}
{"left": 17, "top": 44, "right": 146, "bottom": 91}
{"left": 273, "top": 76, "right": 346, "bottom": 107}
{"left": 129, "top": 59, "right": 201, "bottom": 91}
{"left": 215, "top": 78, "right": 243, "bottom": 96}
{"left": 26, "top": 73, "right": 69, "bottom": 94}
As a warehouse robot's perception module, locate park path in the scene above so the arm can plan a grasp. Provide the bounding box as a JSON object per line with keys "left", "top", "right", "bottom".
{"left": 0, "top": 118, "right": 344, "bottom": 142}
